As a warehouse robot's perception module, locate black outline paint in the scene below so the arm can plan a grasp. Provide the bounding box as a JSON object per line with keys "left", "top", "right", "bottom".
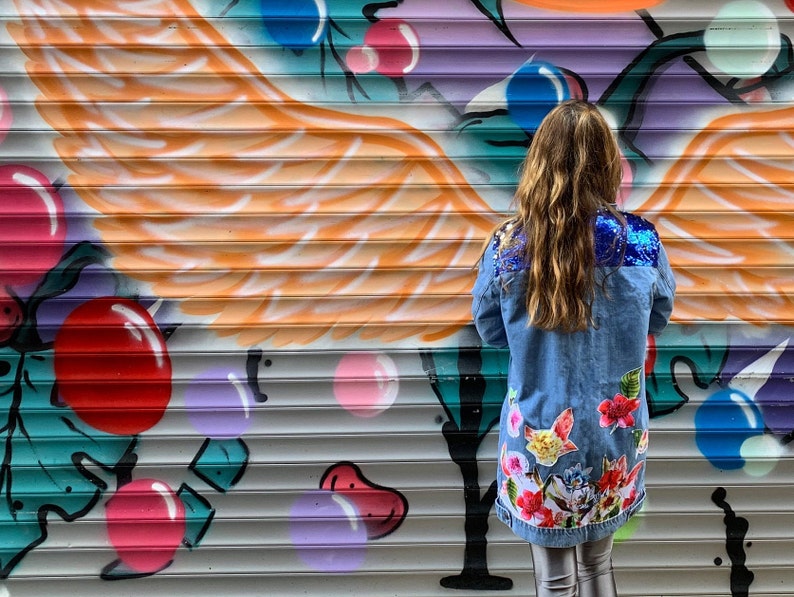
{"left": 421, "top": 347, "right": 512, "bottom": 591}
{"left": 712, "top": 487, "right": 754, "bottom": 597}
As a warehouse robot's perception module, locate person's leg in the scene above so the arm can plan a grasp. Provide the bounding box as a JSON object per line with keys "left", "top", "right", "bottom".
{"left": 529, "top": 543, "right": 578, "bottom": 597}
{"left": 575, "top": 535, "right": 617, "bottom": 597}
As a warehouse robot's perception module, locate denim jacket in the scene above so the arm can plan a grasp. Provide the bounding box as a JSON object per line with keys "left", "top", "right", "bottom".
{"left": 471, "top": 210, "right": 675, "bottom": 547}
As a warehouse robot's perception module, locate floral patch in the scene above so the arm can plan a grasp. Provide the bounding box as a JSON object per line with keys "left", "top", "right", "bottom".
{"left": 598, "top": 367, "right": 642, "bottom": 433}
{"left": 634, "top": 428, "right": 649, "bottom": 457}
{"left": 502, "top": 455, "right": 644, "bottom": 530}
{"left": 598, "top": 394, "right": 639, "bottom": 432}
{"left": 501, "top": 443, "right": 530, "bottom": 476}
{"left": 506, "top": 388, "right": 522, "bottom": 438}
{"left": 524, "top": 408, "right": 577, "bottom": 467}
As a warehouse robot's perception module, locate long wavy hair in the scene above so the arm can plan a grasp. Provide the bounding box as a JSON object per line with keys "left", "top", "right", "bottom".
{"left": 502, "top": 100, "right": 624, "bottom": 333}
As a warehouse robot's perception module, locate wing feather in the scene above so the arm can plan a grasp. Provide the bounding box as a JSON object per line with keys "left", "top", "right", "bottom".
{"left": 636, "top": 107, "right": 794, "bottom": 324}
{"left": 11, "top": 0, "right": 499, "bottom": 345}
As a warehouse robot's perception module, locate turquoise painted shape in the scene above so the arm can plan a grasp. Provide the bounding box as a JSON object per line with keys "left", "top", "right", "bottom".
{"left": 177, "top": 483, "right": 216, "bottom": 549}
{"left": 189, "top": 438, "right": 250, "bottom": 493}
{"left": 0, "top": 346, "right": 134, "bottom": 576}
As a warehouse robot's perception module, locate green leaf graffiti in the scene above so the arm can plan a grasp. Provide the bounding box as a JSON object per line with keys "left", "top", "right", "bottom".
{"left": 0, "top": 346, "right": 135, "bottom": 576}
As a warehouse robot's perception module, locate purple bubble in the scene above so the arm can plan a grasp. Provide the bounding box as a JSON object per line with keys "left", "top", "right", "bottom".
{"left": 289, "top": 490, "right": 367, "bottom": 573}
{"left": 185, "top": 368, "right": 253, "bottom": 438}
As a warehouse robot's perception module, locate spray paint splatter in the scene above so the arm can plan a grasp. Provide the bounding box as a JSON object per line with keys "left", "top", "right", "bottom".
{"left": 711, "top": 487, "right": 754, "bottom": 597}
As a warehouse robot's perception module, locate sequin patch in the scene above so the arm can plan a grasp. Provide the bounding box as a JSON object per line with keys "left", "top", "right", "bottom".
{"left": 617, "top": 213, "right": 660, "bottom": 267}
{"left": 492, "top": 211, "right": 660, "bottom": 276}
{"left": 493, "top": 222, "right": 526, "bottom": 276}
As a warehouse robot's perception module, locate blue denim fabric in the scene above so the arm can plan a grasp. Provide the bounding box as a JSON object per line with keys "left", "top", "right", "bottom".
{"left": 471, "top": 211, "right": 675, "bottom": 548}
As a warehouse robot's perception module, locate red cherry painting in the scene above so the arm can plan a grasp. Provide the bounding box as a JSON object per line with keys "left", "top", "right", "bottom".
{"left": 319, "top": 461, "right": 408, "bottom": 540}
{"left": 105, "top": 478, "right": 185, "bottom": 573}
{"left": 54, "top": 297, "right": 172, "bottom": 435}
{"left": 0, "top": 164, "right": 66, "bottom": 287}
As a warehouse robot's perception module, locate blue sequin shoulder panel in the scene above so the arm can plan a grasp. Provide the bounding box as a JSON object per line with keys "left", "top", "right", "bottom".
{"left": 491, "top": 221, "right": 525, "bottom": 276}
{"left": 595, "top": 212, "right": 661, "bottom": 267}
{"left": 493, "top": 211, "right": 661, "bottom": 276}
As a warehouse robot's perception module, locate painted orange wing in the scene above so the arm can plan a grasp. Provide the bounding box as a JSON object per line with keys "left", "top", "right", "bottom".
{"left": 635, "top": 107, "right": 794, "bottom": 325}
{"left": 10, "top": 0, "right": 499, "bottom": 346}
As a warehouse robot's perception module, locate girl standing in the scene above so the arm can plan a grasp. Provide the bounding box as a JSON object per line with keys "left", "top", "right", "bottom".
{"left": 472, "top": 100, "right": 675, "bottom": 596}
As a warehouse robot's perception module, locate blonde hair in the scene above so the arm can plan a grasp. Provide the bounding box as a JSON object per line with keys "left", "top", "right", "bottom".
{"left": 502, "top": 100, "right": 624, "bottom": 333}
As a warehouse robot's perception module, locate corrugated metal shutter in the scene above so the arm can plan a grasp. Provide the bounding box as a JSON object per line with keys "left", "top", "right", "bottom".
{"left": 0, "top": 0, "right": 792, "bottom": 595}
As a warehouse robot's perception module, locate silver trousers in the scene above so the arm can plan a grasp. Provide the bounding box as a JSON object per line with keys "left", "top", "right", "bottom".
{"left": 529, "top": 535, "right": 618, "bottom": 597}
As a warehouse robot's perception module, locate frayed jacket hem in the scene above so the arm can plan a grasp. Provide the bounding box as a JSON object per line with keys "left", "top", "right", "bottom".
{"left": 494, "top": 491, "right": 645, "bottom": 548}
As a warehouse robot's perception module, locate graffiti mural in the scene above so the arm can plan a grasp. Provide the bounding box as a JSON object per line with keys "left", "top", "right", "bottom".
{"left": 0, "top": 0, "right": 792, "bottom": 594}
{"left": 0, "top": 206, "right": 243, "bottom": 577}
{"left": 421, "top": 343, "right": 512, "bottom": 590}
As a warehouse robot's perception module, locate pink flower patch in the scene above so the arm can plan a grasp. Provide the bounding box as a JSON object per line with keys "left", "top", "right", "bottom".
{"left": 598, "top": 393, "right": 640, "bottom": 433}
{"left": 505, "top": 451, "right": 530, "bottom": 476}
{"left": 507, "top": 403, "right": 523, "bottom": 437}
{"left": 500, "top": 443, "right": 530, "bottom": 476}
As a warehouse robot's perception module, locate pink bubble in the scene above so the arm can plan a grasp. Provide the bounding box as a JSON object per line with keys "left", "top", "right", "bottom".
{"left": 0, "top": 86, "right": 11, "bottom": 144}
{"left": 105, "top": 479, "right": 186, "bottom": 573}
{"left": 617, "top": 152, "right": 634, "bottom": 206}
{"left": 363, "top": 19, "right": 420, "bottom": 77}
{"left": 0, "top": 165, "right": 66, "bottom": 287}
{"left": 345, "top": 45, "right": 378, "bottom": 74}
{"left": 333, "top": 352, "right": 398, "bottom": 418}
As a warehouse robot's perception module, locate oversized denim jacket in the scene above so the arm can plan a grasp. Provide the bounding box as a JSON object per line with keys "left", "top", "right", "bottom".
{"left": 471, "top": 210, "right": 675, "bottom": 547}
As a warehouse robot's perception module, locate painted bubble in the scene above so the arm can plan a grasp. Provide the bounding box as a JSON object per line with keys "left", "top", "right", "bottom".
{"left": 185, "top": 368, "right": 253, "bottom": 438}
{"left": 0, "top": 85, "right": 12, "bottom": 145}
{"left": 260, "top": 0, "right": 328, "bottom": 49}
{"left": 506, "top": 60, "right": 569, "bottom": 133}
{"left": 333, "top": 352, "right": 399, "bottom": 418}
{"left": 705, "top": 1, "right": 781, "bottom": 78}
{"left": 346, "top": 45, "right": 379, "bottom": 74}
{"left": 289, "top": 490, "right": 367, "bottom": 573}
{"left": 0, "top": 165, "right": 66, "bottom": 288}
{"left": 694, "top": 389, "right": 764, "bottom": 470}
{"left": 54, "top": 297, "right": 172, "bottom": 436}
{"left": 105, "top": 478, "right": 186, "bottom": 573}
{"left": 740, "top": 433, "right": 783, "bottom": 477}
{"left": 355, "top": 19, "right": 420, "bottom": 77}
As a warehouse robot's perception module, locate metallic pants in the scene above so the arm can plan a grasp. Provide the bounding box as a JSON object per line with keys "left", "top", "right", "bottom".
{"left": 529, "top": 535, "right": 618, "bottom": 597}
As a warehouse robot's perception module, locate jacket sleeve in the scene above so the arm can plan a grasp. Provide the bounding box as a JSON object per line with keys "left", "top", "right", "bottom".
{"left": 649, "top": 242, "right": 676, "bottom": 335}
{"left": 471, "top": 240, "right": 508, "bottom": 348}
